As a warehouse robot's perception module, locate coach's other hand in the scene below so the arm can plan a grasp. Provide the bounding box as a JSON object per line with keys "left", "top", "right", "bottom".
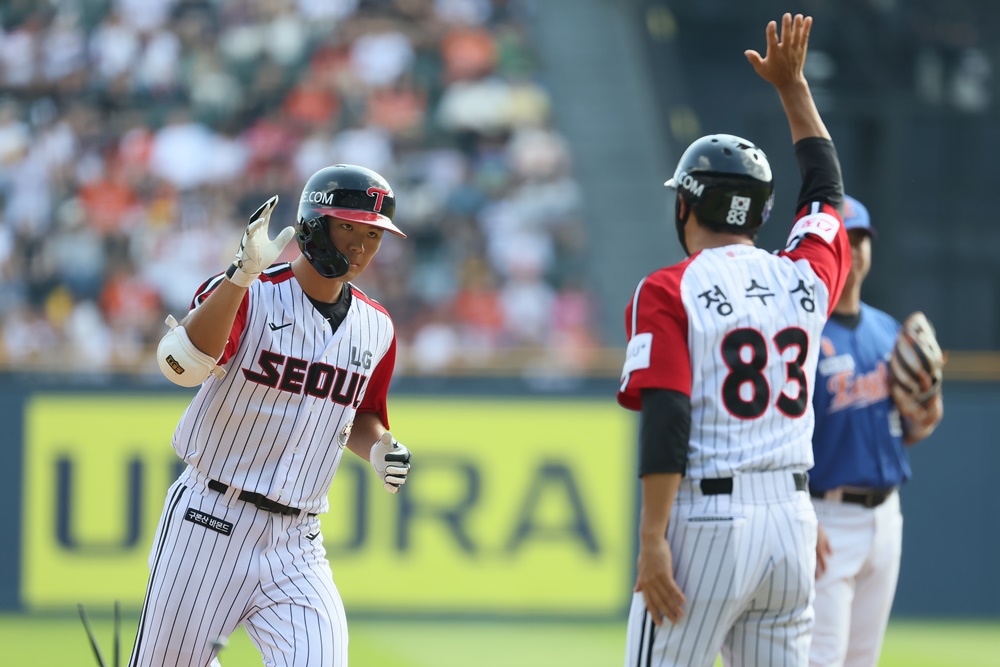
{"left": 635, "top": 538, "right": 686, "bottom": 625}
{"left": 816, "top": 523, "right": 833, "bottom": 578}
{"left": 370, "top": 432, "right": 411, "bottom": 494}
{"left": 227, "top": 195, "right": 296, "bottom": 288}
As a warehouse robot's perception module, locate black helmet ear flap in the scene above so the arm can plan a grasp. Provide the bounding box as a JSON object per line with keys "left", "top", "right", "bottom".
{"left": 674, "top": 191, "right": 692, "bottom": 256}
{"left": 297, "top": 216, "right": 351, "bottom": 278}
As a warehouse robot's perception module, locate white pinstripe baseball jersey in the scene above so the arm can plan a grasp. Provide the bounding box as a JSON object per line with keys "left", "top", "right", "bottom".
{"left": 132, "top": 261, "right": 395, "bottom": 667}
{"left": 173, "top": 263, "right": 396, "bottom": 514}
{"left": 619, "top": 200, "right": 850, "bottom": 667}
{"left": 619, "top": 201, "right": 849, "bottom": 479}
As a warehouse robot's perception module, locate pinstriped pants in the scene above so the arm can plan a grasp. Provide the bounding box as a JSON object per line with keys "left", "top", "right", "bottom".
{"left": 625, "top": 471, "right": 817, "bottom": 667}
{"left": 128, "top": 475, "right": 348, "bottom": 667}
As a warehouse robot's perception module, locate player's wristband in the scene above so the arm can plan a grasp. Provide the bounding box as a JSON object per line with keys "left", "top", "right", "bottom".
{"left": 225, "top": 262, "right": 257, "bottom": 288}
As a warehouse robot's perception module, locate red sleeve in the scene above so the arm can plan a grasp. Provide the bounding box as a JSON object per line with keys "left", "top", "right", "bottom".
{"left": 778, "top": 201, "right": 850, "bottom": 315}
{"left": 218, "top": 294, "right": 249, "bottom": 365}
{"left": 617, "top": 264, "right": 692, "bottom": 412}
{"left": 188, "top": 273, "right": 249, "bottom": 365}
{"left": 358, "top": 334, "right": 396, "bottom": 429}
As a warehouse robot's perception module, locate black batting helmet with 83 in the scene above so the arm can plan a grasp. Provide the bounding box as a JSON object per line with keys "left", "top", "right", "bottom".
{"left": 296, "top": 164, "right": 407, "bottom": 278}
{"left": 665, "top": 134, "right": 774, "bottom": 253}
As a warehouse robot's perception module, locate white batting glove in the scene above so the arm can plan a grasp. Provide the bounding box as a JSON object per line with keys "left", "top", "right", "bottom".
{"left": 227, "top": 195, "right": 296, "bottom": 288}
{"left": 370, "top": 432, "right": 411, "bottom": 494}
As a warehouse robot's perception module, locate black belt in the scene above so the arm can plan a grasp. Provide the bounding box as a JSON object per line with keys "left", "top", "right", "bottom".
{"left": 208, "top": 479, "right": 311, "bottom": 517}
{"left": 700, "top": 472, "right": 808, "bottom": 495}
{"left": 810, "top": 488, "right": 894, "bottom": 509}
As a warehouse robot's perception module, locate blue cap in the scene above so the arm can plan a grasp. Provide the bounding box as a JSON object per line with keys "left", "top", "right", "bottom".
{"left": 843, "top": 195, "right": 875, "bottom": 236}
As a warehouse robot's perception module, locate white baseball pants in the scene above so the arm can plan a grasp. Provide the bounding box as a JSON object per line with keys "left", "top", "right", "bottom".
{"left": 809, "top": 491, "right": 902, "bottom": 667}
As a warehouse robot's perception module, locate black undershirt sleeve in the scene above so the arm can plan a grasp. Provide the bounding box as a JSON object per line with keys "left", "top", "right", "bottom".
{"left": 794, "top": 137, "right": 844, "bottom": 216}
{"left": 638, "top": 388, "right": 692, "bottom": 477}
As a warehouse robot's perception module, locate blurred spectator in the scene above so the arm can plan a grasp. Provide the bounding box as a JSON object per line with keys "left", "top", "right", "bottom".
{"left": 0, "top": 0, "right": 600, "bottom": 376}
{"left": 908, "top": 0, "right": 991, "bottom": 111}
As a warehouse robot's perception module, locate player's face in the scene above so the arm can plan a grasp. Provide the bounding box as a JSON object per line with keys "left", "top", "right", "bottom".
{"left": 846, "top": 229, "right": 872, "bottom": 285}
{"left": 327, "top": 217, "right": 384, "bottom": 280}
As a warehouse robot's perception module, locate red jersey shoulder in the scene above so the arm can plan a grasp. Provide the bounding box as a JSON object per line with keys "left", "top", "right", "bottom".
{"left": 258, "top": 263, "right": 295, "bottom": 284}
{"left": 190, "top": 272, "right": 226, "bottom": 309}
{"left": 780, "top": 201, "right": 850, "bottom": 314}
{"left": 650, "top": 253, "right": 698, "bottom": 285}
{"left": 351, "top": 285, "right": 392, "bottom": 319}
{"left": 190, "top": 263, "right": 293, "bottom": 309}
{"left": 637, "top": 253, "right": 698, "bottom": 305}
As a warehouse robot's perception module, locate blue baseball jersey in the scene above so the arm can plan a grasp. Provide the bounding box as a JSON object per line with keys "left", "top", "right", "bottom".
{"left": 810, "top": 303, "right": 910, "bottom": 491}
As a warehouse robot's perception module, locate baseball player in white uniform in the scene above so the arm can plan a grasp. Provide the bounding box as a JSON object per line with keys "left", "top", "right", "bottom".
{"left": 131, "top": 164, "right": 412, "bottom": 667}
{"left": 619, "top": 15, "right": 850, "bottom": 667}
{"left": 808, "top": 195, "right": 944, "bottom": 667}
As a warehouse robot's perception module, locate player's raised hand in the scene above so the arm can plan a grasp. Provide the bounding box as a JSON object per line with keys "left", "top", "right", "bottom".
{"left": 745, "top": 13, "right": 812, "bottom": 90}
{"left": 227, "top": 195, "right": 297, "bottom": 288}
{"left": 635, "top": 538, "right": 686, "bottom": 626}
{"left": 370, "top": 432, "right": 411, "bottom": 494}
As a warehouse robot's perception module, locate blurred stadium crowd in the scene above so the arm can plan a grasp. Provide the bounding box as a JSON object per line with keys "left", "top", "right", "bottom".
{"left": 0, "top": 0, "right": 599, "bottom": 375}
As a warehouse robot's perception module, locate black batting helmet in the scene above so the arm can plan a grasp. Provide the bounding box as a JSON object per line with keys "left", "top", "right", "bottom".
{"left": 296, "top": 164, "right": 406, "bottom": 278}
{"left": 665, "top": 134, "right": 774, "bottom": 253}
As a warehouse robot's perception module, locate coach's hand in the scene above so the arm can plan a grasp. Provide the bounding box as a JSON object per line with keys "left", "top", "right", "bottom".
{"left": 227, "top": 195, "right": 296, "bottom": 288}
{"left": 744, "top": 13, "right": 811, "bottom": 90}
{"left": 635, "top": 538, "right": 685, "bottom": 626}
{"left": 370, "top": 432, "right": 411, "bottom": 494}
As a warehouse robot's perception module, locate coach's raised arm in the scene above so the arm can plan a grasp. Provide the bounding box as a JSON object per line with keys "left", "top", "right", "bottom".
{"left": 745, "top": 13, "right": 845, "bottom": 218}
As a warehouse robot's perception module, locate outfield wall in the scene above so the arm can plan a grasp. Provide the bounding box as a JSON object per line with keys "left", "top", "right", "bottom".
{"left": 0, "top": 378, "right": 996, "bottom": 618}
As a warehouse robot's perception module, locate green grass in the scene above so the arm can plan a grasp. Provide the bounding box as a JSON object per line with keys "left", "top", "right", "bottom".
{"left": 1, "top": 613, "right": 997, "bottom": 666}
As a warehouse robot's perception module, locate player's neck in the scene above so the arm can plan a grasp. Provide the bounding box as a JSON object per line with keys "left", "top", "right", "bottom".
{"left": 689, "top": 232, "right": 755, "bottom": 253}
{"left": 685, "top": 218, "right": 754, "bottom": 253}
{"left": 291, "top": 256, "right": 348, "bottom": 303}
{"left": 833, "top": 284, "right": 862, "bottom": 315}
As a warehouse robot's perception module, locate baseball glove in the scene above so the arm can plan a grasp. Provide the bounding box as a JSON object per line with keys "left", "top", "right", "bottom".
{"left": 888, "top": 311, "right": 944, "bottom": 418}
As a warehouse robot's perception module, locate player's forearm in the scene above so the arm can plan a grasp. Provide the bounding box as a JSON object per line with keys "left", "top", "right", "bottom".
{"left": 346, "top": 411, "right": 385, "bottom": 462}
{"left": 793, "top": 137, "right": 844, "bottom": 213}
{"left": 638, "top": 473, "right": 682, "bottom": 545}
{"left": 776, "top": 79, "right": 830, "bottom": 144}
{"left": 180, "top": 280, "right": 248, "bottom": 359}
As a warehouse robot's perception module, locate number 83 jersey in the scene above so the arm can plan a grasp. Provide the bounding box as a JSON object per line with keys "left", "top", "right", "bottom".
{"left": 618, "top": 201, "right": 850, "bottom": 479}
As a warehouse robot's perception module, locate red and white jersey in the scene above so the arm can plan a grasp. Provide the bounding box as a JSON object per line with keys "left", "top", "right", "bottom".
{"left": 172, "top": 263, "right": 396, "bottom": 514}
{"left": 618, "top": 202, "right": 850, "bottom": 479}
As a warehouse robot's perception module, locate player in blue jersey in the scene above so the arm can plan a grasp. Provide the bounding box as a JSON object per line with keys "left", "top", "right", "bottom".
{"left": 807, "top": 194, "right": 943, "bottom": 667}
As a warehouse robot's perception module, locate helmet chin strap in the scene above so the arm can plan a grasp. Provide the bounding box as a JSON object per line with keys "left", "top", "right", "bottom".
{"left": 675, "top": 196, "right": 692, "bottom": 256}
